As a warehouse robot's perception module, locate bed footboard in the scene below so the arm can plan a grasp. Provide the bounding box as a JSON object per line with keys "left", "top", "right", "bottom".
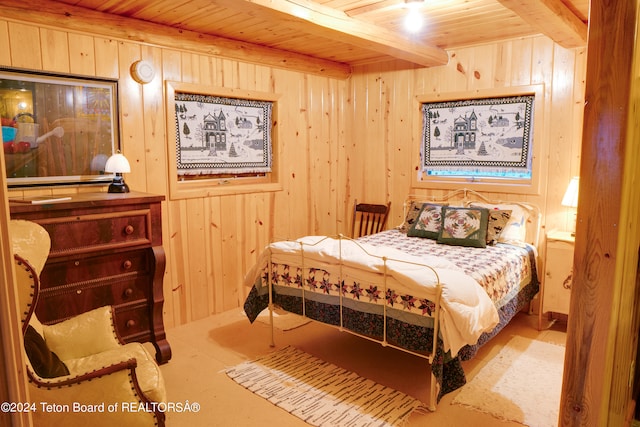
{"left": 263, "top": 234, "right": 444, "bottom": 411}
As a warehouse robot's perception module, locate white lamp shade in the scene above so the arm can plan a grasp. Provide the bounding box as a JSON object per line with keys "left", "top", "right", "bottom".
{"left": 561, "top": 176, "right": 580, "bottom": 208}
{"left": 104, "top": 153, "right": 131, "bottom": 174}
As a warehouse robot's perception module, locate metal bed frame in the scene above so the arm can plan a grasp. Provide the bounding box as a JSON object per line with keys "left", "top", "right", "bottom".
{"left": 265, "top": 235, "right": 444, "bottom": 410}
{"left": 263, "top": 188, "right": 541, "bottom": 411}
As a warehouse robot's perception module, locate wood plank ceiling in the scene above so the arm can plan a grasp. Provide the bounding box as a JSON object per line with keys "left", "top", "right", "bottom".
{"left": 29, "top": 0, "right": 590, "bottom": 72}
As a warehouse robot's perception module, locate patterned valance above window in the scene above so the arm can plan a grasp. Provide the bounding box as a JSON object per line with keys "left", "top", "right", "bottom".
{"left": 421, "top": 94, "right": 534, "bottom": 180}
{"left": 174, "top": 92, "right": 273, "bottom": 176}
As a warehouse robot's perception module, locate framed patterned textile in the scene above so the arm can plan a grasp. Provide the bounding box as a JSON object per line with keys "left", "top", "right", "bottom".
{"left": 173, "top": 92, "right": 273, "bottom": 176}
{"left": 420, "top": 94, "right": 534, "bottom": 180}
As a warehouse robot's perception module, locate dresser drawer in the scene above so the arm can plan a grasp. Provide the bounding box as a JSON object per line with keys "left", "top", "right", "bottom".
{"left": 40, "top": 249, "right": 151, "bottom": 289}
{"left": 114, "top": 304, "right": 151, "bottom": 342}
{"left": 36, "top": 276, "right": 151, "bottom": 323}
{"left": 38, "top": 209, "right": 153, "bottom": 256}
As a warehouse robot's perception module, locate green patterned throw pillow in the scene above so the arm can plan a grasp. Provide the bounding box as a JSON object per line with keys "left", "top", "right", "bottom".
{"left": 407, "top": 204, "right": 446, "bottom": 239}
{"left": 437, "top": 206, "right": 489, "bottom": 248}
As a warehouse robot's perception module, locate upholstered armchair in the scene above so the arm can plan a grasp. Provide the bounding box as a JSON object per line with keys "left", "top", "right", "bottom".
{"left": 10, "top": 219, "right": 167, "bottom": 427}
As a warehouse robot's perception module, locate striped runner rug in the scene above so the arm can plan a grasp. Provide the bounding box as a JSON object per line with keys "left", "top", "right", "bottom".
{"left": 225, "top": 346, "right": 426, "bottom": 426}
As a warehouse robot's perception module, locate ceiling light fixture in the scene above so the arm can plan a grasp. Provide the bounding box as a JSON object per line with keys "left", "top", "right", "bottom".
{"left": 404, "top": 0, "right": 425, "bottom": 33}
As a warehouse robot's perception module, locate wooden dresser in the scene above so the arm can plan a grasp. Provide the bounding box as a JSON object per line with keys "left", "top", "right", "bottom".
{"left": 10, "top": 192, "right": 171, "bottom": 364}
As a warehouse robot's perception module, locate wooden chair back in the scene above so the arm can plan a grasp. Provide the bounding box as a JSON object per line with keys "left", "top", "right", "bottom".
{"left": 351, "top": 200, "right": 391, "bottom": 238}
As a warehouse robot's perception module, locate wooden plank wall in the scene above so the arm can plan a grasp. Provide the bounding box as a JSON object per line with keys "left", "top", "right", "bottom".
{"left": 1, "top": 11, "right": 586, "bottom": 329}
{"left": 347, "top": 39, "right": 587, "bottom": 239}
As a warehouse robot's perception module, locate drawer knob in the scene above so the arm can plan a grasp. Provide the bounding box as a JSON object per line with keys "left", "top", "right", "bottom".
{"left": 124, "top": 288, "right": 134, "bottom": 298}
{"left": 124, "top": 225, "right": 135, "bottom": 235}
{"left": 126, "top": 319, "right": 137, "bottom": 328}
{"left": 76, "top": 289, "right": 82, "bottom": 295}
{"left": 123, "top": 260, "right": 132, "bottom": 270}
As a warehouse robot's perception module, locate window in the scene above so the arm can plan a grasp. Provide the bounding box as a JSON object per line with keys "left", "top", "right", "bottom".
{"left": 165, "top": 81, "right": 282, "bottom": 199}
{"left": 414, "top": 85, "right": 544, "bottom": 195}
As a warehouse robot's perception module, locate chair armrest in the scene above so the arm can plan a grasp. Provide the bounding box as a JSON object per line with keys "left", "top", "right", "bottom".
{"left": 28, "top": 359, "right": 165, "bottom": 427}
{"left": 43, "top": 306, "right": 121, "bottom": 360}
{"left": 60, "top": 343, "right": 166, "bottom": 403}
{"left": 29, "top": 358, "right": 138, "bottom": 387}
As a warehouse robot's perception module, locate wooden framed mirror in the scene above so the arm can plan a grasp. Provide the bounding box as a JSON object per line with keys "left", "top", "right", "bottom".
{"left": 0, "top": 68, "right": 119, "bottom": 188}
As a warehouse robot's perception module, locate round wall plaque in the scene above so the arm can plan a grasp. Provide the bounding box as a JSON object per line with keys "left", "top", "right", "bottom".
{"left": 130, "top": 60, "right": 155, "bottom": 84}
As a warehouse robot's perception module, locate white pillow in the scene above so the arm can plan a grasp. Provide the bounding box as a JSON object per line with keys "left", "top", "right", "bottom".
{"left": 470, "top": 202, "right": 530, "bottom": 243}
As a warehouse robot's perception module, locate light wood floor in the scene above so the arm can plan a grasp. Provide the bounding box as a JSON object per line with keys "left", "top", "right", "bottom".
{"left": 156, "top": 308, "right": 566, "bottom": 426}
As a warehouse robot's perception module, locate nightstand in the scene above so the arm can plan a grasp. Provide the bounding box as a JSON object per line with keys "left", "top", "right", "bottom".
{"left": 539, "top": 230, "right": 575, "bottom": 328}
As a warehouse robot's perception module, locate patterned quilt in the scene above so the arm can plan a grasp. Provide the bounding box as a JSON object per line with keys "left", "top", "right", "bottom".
{"left": 243, "top": 229, "right": 539, "bottom": 401}
{"left": 358, "top": 230, "right": 535, "bottom": 309}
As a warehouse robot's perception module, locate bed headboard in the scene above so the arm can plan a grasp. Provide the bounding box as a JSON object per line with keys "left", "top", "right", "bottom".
{"left": 402, "top": 188, "right": 542, "bottom": 248}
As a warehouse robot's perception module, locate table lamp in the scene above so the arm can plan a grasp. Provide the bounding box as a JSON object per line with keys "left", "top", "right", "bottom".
{"left": 105, "top": 151, "right": 131, "bottom": 193}
{"left": 561, "top": 176, "right": 579, "bottom": 235}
